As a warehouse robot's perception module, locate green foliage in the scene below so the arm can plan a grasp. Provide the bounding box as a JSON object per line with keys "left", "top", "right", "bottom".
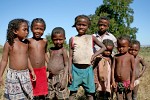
{"left": 88, "top": 0, "right": 138, "bottom": 39}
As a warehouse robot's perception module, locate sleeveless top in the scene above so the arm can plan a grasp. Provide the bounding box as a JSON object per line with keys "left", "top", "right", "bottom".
{"left": 71, "top": 35, "right": 93, "bottom": 64}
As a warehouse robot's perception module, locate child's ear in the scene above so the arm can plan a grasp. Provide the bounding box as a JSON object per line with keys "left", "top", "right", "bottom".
{"left": 13, "top": 30, "right": 18, "bottom": 35}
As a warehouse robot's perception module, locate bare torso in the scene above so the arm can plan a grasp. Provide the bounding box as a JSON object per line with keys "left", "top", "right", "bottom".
{"left": 47, "top": 47, "right": 66, "bottom": 75}
{"left": 9, "top": 40, "right": 29, "bottom": 70}
{"left": 114, "top": 53, "right": 134, "bottom": 82}
{"left": 28, "top": 38, "right": 47, "bottom": 68}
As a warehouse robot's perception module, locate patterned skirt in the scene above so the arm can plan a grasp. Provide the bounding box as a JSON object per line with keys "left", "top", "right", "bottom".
{"left": 4, "top": 68, "right": 33, "bottom": 100}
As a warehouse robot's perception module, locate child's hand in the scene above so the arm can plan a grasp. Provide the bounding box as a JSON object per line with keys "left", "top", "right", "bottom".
{"left": 31, "top": 71, "right": 36, "bottom": 81}
{"left": 95, "top": 83, "right": 99, "bottom": 90}
{"left": 68, "top": 74, "right": 73, "bottom": 84}
{"left": 91, "top": 55, "right": 95, "bottom": 63}
{"left": 129, "top": 83, "right": 134, "bottom": 90}
{"left": 112, "top": 81, "right": 117, "bottom": 88}
{"left": 60, "top": 79, "right": 66, "bottom": 90}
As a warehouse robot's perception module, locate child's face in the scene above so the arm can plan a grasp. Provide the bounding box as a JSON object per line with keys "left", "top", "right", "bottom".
{"left": 52, "top": 33, "right": 65, "bottom": 48}
{"left": 98, "top": 19, "right": 109, "bottom": 33}
{"left": 75, "top": 18, "right": 89, "bottom": 35}
{"left": 103, "top": 45, "right": 113, "bottom": 57}
{"left": 117, "top": 39, "right": 130, "bottom": 54}
{"left": 14, "top": 22, "right": 29, "bottom": 40}
{"left": 31, "top": 22, "right": 45, "bottom": 39}
{"left": 129, "top": 44, "right": 140, "bottom": 57}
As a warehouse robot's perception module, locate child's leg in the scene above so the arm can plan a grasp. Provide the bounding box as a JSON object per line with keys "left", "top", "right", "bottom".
{"left": 132, "top": 84, "right": 139, "bottom": 100}
{"left": 116, "top": 92, "right": 124, "bottom": 100}
{"left": 86, "top": 93, "right": 94, "bottom": 100}
{"left": 126, "top": 91, "right": 132, "bottom": 100}
{"left": 69, "top": 91, "right": 77, "bottom": 100}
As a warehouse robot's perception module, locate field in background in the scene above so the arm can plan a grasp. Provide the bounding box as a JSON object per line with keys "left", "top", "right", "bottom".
{"left": 0, "top": 47, "right": 150, "bottom": 100}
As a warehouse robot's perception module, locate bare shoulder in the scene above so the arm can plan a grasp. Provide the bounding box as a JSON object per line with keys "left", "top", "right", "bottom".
{"left": 27, "top": 38, "right": 34, "bottom": 43}
{"left": 62, "top": 47, "right": 67, "bottom": 52}
{"left": 3, "top": 42, "right": 10, "bottom": 49}
{"left": 137, "top": 55, "right": 143, "bottom": 60}
{"left": 43, "top": 38, "right": 47, "bottom": 42}
{"left": 126, "top": 53, "right": 134, "bottom": 60}
{"left": 27, "top": 38, "right": 32, "bottom": 41}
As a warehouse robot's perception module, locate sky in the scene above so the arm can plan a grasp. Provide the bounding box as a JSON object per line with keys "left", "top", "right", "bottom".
{"left": 0, "top": 0, "right": 150, "bottom": 46}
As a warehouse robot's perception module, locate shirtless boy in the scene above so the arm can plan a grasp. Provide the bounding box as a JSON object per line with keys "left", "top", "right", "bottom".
{"left": 112, "top": 35, "right": 135, "bottom": 100}
{"left": 28, "top": 18, "right": 48, "bottom": 99}
{"left": 129, "top": 40, "right": 147, "bottom": 100}
{"left": 46, "top": 27, "right": 69, "bottom": 100}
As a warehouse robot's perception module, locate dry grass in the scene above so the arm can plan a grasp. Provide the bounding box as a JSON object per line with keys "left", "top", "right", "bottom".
{"left": 0, "top": 47, "right": 150, "bottom": 100}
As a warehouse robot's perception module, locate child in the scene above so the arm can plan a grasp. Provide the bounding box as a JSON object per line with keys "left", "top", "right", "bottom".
{"left": 68, "top": 15, "right": 106, "bottom": 100}
{"left": 129, "top": 40, "right": 147, "bottom": 100}
{"left": 28, "top": 18, "right": 49, "bottom": 99}
{"left": 94, "top": 39, "right": 114, "bottom": 100}
{"left": 93, "top": 16, "right": 117, "bottom": 53}
{"left": 111, "top": 35, "right": 135, "bottom": 100}
{"left": 0, "top": 18, "right": 36, "bottom": 100}
{"left": 46, "top": 27, "right": 69, "bottom": 100}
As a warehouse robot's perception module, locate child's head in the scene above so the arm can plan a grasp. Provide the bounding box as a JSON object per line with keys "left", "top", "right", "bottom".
{"left": 7, "top": 18, "right": 29, "bottom": 46}
{"left": 98, "top": 16, "right": 110, "bottom": 33}
{"left": 31, "top": 18, "right": 46, "bottom": 39}
{"left": 72, "top": 15, "right": 91, "bottom": 35}
{"left": 102, "top": 39, "right": 114, "bottom": 57}
{"left": 51, "top": 27, "right": 66, "bottom": 48}
{"left": 117, "top": 35, "right": 130, "bottom": 54}
{"left": 129, "top": 40, "right": 140, "bottom": 57}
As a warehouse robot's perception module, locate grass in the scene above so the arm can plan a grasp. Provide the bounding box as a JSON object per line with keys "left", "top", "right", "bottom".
{"left": 0, "top": 47, "right": 150, "bottom": 100}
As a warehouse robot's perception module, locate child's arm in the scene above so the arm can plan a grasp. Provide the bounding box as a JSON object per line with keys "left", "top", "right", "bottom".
{"left": 0, "top": 42, "right": 9, "bottom": 85}
{"left": 138, "top": 57, "right": 147, "bottom": 78}
{"left": 45, "top": 40, "right": 49, "bottom": 64}
{"left": 111, "top": 57, "right": 117, "bottom": 88}
{"left": 92, "top": 36, "right": 106, "bottom": 62}
{"left": 28, "top": 58, "right": 36, "bottom": 81}
{"left": 60, "top": 48, "right": 69, "bottom": 90}
{"left": 68, "top": 38, "right": 73, "bottom": 84}
{"left": 130, "top": 55, "right": 135, "bottom": 90}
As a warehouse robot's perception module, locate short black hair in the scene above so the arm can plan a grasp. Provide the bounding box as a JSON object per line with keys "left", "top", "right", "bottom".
{"left": 117, "top": 35, "right": 131, "bottom": 45}
{"left": 72, "top": 14, "right": 91, "bottom": 27}
{"left": 97, "top": 16, "right": 110, "bottom": 26}
{"left": 130, "top": 39, "right": 140, "bottom": 48}
{"left": 51, "top": 27, "right": 65, "bottom": 39}
{"left": 103, "top": 39, "right": 114, "bottom": 47}
{"left": 31, "top": 18, "right": 46, "bottom": 30}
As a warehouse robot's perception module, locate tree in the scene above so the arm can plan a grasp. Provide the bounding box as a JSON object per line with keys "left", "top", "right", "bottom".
{"left": 88, "top": 0, "right": 138, "bottom": 39}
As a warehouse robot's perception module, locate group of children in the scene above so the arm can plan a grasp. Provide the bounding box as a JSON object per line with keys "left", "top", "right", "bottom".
{"left": 0, "top": 15, "right": 147, "bottom": 100}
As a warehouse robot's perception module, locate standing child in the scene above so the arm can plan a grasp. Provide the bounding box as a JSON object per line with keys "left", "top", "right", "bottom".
{"left": 111, "top": 35, "right": 135, "bottom": 100}
{"left": 68, "top": 15, "right": 106, "bottom": 100}
{"left": 0, "top": 18, "right": 36, "bottom": 100}
{"left": 46, "top": 27, "right": 69, "bottom": 100}
{"left": 28, "top": 18, "right": 49, "bottom": 99}
{"left": 129, "top": 40, "right": 147, "bottom": 100}
{"left": 94, "top": 39, "right": 114, "bottom": 100}
{"left": 93, "top": 16, "right": 117, "bottom": 53}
